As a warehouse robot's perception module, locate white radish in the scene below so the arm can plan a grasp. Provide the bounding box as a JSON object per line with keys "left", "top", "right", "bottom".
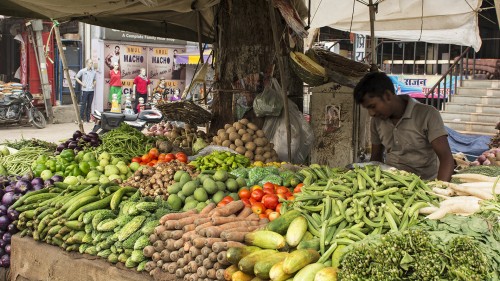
{"left": 425, "top": 196, "right": 481, "bottom": 220}
{"left": 419, "top": 206, "right": 439, "bottom": 215}
{"left": 432, "top": 187, "right": 455, "bottom": 197}
{"left": 442, "top": 182, "right": 494, "bottom": 200}
{"left": 451, "top": 174, "right": 497, "bottom": 183}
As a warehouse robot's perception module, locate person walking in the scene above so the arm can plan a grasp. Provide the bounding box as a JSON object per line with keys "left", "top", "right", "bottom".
{"left": 75, "top": 59, "right": 97, "bottom": 123}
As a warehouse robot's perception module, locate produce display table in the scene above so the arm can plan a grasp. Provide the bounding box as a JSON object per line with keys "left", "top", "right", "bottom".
{"left": 10, "top": 235, "right": 157, "bottom": 281}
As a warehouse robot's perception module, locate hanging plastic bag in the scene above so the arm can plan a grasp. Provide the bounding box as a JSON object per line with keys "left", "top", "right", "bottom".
{"left": 253, "top": 78, "right": 284, "bottom": 117}
{"left": 263, "top": 99, "right": 314, "bottom": 164}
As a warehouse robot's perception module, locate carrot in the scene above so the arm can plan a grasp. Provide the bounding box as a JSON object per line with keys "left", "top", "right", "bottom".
{"left": 169, "top": 251, "right": 180, "bottom": 262}
{"left": 201, "top": 246, "right": 211, "bottom": 257}
{"left": 214, "top": 220, "right": 260, "bottom": 231}
{"left": 178, "top": 247, "right": 186, "bottom": 257}
{"left": 175, "top": 216, "right": 200, "bottom": 229}
{"left": 213, "top": 262, "right": 223, "bottom": 271}
{"left": 221, "top": 225, "right": 262, "bottom": 238}
{"left": 174, "top": 238, "right": 185, "bottom": 250}
{"left": 236, "top": 207, "right": 253, "bottom": 218}
{"left": 197, "top": 267, "right": 208, "bottom": 278}
{"left": 175, "top": 268, "right": 185, "bottom": 279}
{"left": 156, "top": 260, "right": 164, "bottom": 269}
{"left": 194, "top": 217, "right": 212, "bottom": 226}
{"left": 193, "top": 237, "right": 206, "bottom": 249}
{"left": 205, "top": 226, "right": 224, "bottom": 238}
{"left": 188, "top": 274, "right": 197, "bottom": 281}
{"left": 177, "top": 257, "right": 187, "bottom": 268}
{"left": 167, "top": 262, "right": 177, "bottom": 274}
{"left": 170, "top": 230, "right": 184, "bottom": 240}
{"left": 145, "top": 261, "right": 157, "bottom": 272}
{"left": 187, "top": 260, "right": 198, "bottom": 273}
{"left": 259, "top": 218, "right": 270, "bottom": 224}
{"left": 165, "top": 239, "right": 176, "bottom": 251}
{"left": 215, "top": 268, "right": 226, "bottom": 280}
{"left": 150, "top": 233, "right": 159, "bottom": 243}
{"left": 152, "top": 252, "right": 161, "bottom": 262}
{"left": 189, "top": 246, "right": 201, "bottom": 257}
{"left": 203, "top": 257, "right": 214, "bottom": 269}
{"left": 143, "top": 245, "right": 155, "bottom": 258}
{"left": 207, "top": 268, "right": 217, "bottom": 279}
{"left": 195, "top": 254, "right": 205, "bottom": 266}
{"left": 204, "top": 237, "right": 224, "bottom": 247}
{"left": 183, "top": 224, "right": 196, "bottom": 232}
{"left": 212, "top": 200, "right": 245, "bottom": 217}
{"left": 182, "top": 230, "right": 198, "bottom": 241}
{"left": 246, "top": 212, "right": 259, "bottom": 220}
{"left": 183, "top": 241, "right": 193, "bottom": 252}
{"left": 200, "top": 202, "right": 217, "bottom": 214}
{"left": 160, "top": 249, "right": 171, "bottom": 262}
{"left": 158, "top": 231, "right": 170, "bottom": 241}
{"left": 221, "top": 231, "right": 247, "bottom": 242}
{"left": 195, "top": 221, "right": 214, "bottom": 234}
{"left": 208, "top": 251, "right": 218, "bottom": 262}
{"left": 217, "top": 251, "right": 230, "bottom": 265}
{"left": 184, "top": 253, "right": 193, "bottom": 262}
{"left": 153, "top": 240, "right": 165, "bottom": 252}
{"left": 212, "top": 241, "right": 246, "bottom": 253}
{"left": 154, "top": 225, "right": 167, "bottom": 235}
{"left": 161, "top": 209, "right": 197, "bottom": 224}
{"left": 211, "top": 216, "right": 259, "bottom": 226}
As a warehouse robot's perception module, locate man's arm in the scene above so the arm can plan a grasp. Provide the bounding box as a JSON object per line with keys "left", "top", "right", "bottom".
{"left": 370, "top": 144, "right": 384, "bottom": 162}
{"left": 75, "top": 70, "right": 84, "bottom": 87}
{"left": 431, "top": 135, "right": 454, "bottom": 182}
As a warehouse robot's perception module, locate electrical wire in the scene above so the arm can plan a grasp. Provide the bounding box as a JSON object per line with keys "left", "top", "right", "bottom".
{"left": 311, "top": 0, "right": 323, "bottom": 23}
{"left": 349, "top": 0, "right": 356, "bottom": 34}
{"left": 417, "top": 0, "right": 424, "bottom": 41}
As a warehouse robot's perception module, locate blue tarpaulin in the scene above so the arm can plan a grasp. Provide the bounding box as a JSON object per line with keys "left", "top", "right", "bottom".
{"left": 446, "top": 126, "right": 491, "bottom": 161}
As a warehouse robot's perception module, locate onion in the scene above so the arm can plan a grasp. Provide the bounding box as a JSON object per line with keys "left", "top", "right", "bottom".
{"left": 0, "top": 206, "right": 6, "bottom": 217}
{"left": 0, "top": 216, "right": 9, "bottom": 231}
{"left": 483, "top": 159, "right": 491, "bottom": 165}
{"left": 51, "top": 175, "right": 63, "bottom": 182}
{"left": 477, "top": 155, "right": 487, "bottom": 163}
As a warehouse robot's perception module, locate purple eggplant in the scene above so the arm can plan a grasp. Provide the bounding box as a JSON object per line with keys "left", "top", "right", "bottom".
{"left": 4, "top": 245, "right": 10, "bottom": 255}
{"left": 82, "top": 135, "right": 91, "bottom": 142}
{"left": 6, "top": 209, "right": 18, "bottom": 221}
{"left": 56, "top": 143, "right": 66, "bottom": 152}
{"left": 0, "top": 206, "right": 6, "bottom": 217}
{"left": 15, "top": 180, "right": 31, "bottom": 194}
{"left": 31, "top": 177, "right": 44, "bottom": 187}
{"left": 0, "top": 248, "right": 4, "bottom": 257}
{"left": 73, "top": 130, "right": 83, "bottom": 139}
{"left": 2, "top": 233, "right": 11, "bottom": 243}
{"left": 1, "top": 193, "right": 15, "bottom": 207}
{"left": 4, "top": 185, "right": 13, "bottom": 193}
{"left": 43, "top": 179, "right": 54, "bottom": 188}
{"left": 67, "top": 141, "right": 78, "bottom": 150}
{"left": 1, "top": 254, "right": 10, "bottom": 267}
{"left": 51, "top": 175, "right": 63, "bottom": 183}
{"left": 7, "top": 224, "right": 17, "bottom": 234}
{"left": 0, "top": 216, "right": 8, "bottom": 231}
{"left": 21, "top": 172, "right": 33, "bottom": 182}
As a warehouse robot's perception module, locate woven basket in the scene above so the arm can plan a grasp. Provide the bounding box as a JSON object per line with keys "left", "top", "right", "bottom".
{"left": 156, "top": 100, "right": 211, "bottom": 126}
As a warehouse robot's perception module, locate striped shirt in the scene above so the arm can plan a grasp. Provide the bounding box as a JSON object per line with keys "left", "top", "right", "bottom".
{"left": 76, "top": 68, "right": 96, "bottom": 91}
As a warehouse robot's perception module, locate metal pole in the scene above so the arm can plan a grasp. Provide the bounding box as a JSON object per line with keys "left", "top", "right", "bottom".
{"left": 472, "top": 50, "right": 476, "bottom": 80}
{"left": 435, "top": 44, "right": 439, "bottom": 75}
{"left": 413, "top": 42, "right": 417, "bottom": 74}
{"left": 402, "top": 43, "right": 405, "bottom": 74}
{"left": 459, "top": 46, "right": 464, "bottom": 87}
{"left": 197, "top": 11, "right": 207, "bottom": 105}
{"left": 53, "top": 23, "right": 84, "bottom": 133}
{"left": 391, "top": 42, "right": 394, "bottom": 74}
{"left": 268, "top": 0, "right": 291, "bottom": 162}
{"left": 443, "top": 76, "right": 446, "bottom": 111}
{"left": 368, "top": 0, "right": 377, "bottom": 70}
{"left": 424, "top": 42, "right": 427, "bottom": 75}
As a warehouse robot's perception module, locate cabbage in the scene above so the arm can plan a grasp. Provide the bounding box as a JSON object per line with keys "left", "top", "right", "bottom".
{"left": 192, "top": 138, "right": 208, "bottom": 155}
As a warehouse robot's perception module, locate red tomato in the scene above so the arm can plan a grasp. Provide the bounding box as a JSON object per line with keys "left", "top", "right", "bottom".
{"left": 276, "top": 203, "right": 282, "bottom": 214}
{"left": 287, "top": 195, "right": 295, "bottom": 201}
{"left": 259, "top": 213, "right": 269, "bottom": 219}
{"left": 294, "top": 183, "right": 304, "bottom": 193}
{"left": 263, "top": 188, "right": 275, "bottom": 195}
{"left": 131, "top": 157, "right": 141, "bottom": 163}
{"left": 147, "top": 162, "right": 155, "bottom": 167}
{"left": 268, "top": 211, "right": 280, "bottom": 221}
{"left": 249, "top": 198, "right": 258, "bottom": 206}
{"left": 265, "top": 208, "right": 274, "bottom": 215}
{"left": 262, "top": 194, "right": 279, "bottom": 210}
{"left": 158, "top": 154, "right": 166, "bottom": 161}
{"left": 250, "top": 185, "right": 262, "bottom": 193}
{"left": 141, "top": 154, "right": 152, "bottom": 163}
{"left": 217, "top": 201, "right": 228, "bottom": 207}
{"left": 148, "top": 148, "right": 160, "bottom": 159}
{"left": 276, "top": 186, "right": 289, "bottom": 195}
{"left": 241, "top": 198, "right": 251, "bottom": 207}
{"left": 238, "top": 188, "right": 251, "bottom": 200}
{"left": 175, "top": 152, "right": 186, "bottom": 159}
{"left": 250, "top": 189, "right": 264, "bottom": 202}
{"left": 263, "top": 182, "right": 275, "bottom": 190}
{"left": 277, "top": 193, "right": 287, "bottom": 200}
{"left": 165, "top": 153, "right": 175, "bottom": 162}
{"left": 217, "top": 196, "right": 234, "bottom": 207}
{"left": 251, "top": 202, "right": 266, "bottom": 215}
{"left": 176, "top": 154, "right": 188, "bottom": 163}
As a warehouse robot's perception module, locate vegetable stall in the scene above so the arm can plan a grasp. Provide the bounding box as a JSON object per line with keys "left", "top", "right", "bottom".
{"left": 1, "top": 119, "right": 499, "bottom": 281}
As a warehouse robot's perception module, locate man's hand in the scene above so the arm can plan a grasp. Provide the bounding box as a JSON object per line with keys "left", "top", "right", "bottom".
{"left": 431, "top": 136, "right": 454, "bottom": 182}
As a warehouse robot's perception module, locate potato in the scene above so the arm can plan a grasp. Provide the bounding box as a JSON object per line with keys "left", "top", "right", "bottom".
{"left": 265, "top": 158, "right": 273, "bottom": 164}
{"left": 229, "top": 132, "right": 240, "bottom": 142}
{"left": 217, "top": 129, "right": 226, "bottom": 136}
{"left": 226, "top": 127, "right": 237, "bottom": 134}
{"left": 244, "top": 150, "right": 254, "bottom": 159}
{"left": 263, "top": 145, "right": 271, "bottom": 153}
{"left": 220, "top": 132, "right": 229, "bottom": 141}
{"left": 256, "top": 130, "right": 265, "bottom": 138}
{"left": 263, "top": 151, "right": 272, "bottom": 159}
{"left": 246, "top": 128, "right": 255, "bottom": 135}
{"left": 241, "top": 133, "right": 253, "bottom": 144}
{"left": 229, "top": 144, "right": 237, "bottom": 150}
{"left": 254, "top": 154, "right": 265, "bottom": 162}
{"left": 234, "top": 122, "right": 246, "bottom": 131}
{"left": 254, "top": 138, "right": 266, "bottom": 147}
{"left": 234, "top": 139, "right": 244, "bottom": 147}
{"left": 239, "top": 118, "right": 249, "bottom": 125}
{"left": 255, "top": 147, "right": 264, "bottom": 156}
{"left": 235, "top": 146, "right": 246, "bottom": 155}
{"left": 238, "top": 129, "right": 247, "bottom": 136}
{"left": 245, "top": 142, "right": 256, "bottom": 151}
{"left": 247, "top": 122, "right": 258, "bottom": 131}
{"left": 213, "top": 136, "right": 220, "bottom": 144}
{"left": 222, "top": 140, "right": 231, "bottom": 147}
{"left": 224, "top": 124, "right": 232, "bottom": 130}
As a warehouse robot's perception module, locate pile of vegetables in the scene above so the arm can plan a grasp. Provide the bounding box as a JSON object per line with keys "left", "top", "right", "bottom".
{"left": 165, "top": 169, "right": 245, "bottom": 212}
{"left": 471, "top": 148, "right": 500, "bottom": 166}
{"left": 231, "top": 165, "right": 303, "bottom": 187}
{"left": 123, "top": 161, "right": 198, "bottom": 199}
{"left": 0, "top": 138, "right": 57, "bottom": 152}
{"left": 0, "top": 147, "right": 50, "bottom": 175}
{"left": 489, "top": 121, "right": 499, "bottom": 148}
{"left": 212, "top": 119, "right": 279, "bottom": 163}
{"left": 190, "top": 151, "right": 251, "bottom": 172}
{"left": 145, "top": 201, "right": 268, "bottom": 280}
{"left": 14, "top": 182, "right": 175, "bottom": 272}
{"left": 0, "top": 173, "right": 55, "bottom": 267}
{"left": 456, "top": 165, "right": 500, "bottom": 177}
{"left": 338, "top": 229, "right": 490, "bottom": 280}
{"left": 97, "top": 123, "right": 155, "bottom": 160}
{"left": 145, "top": 122, "right": 211, "bottom": 155}
{"left": 55, "top": 130, "right": 101, "bottom": 155}
{"left": 238, "top": 182, "right": 296, "bottom": 221}
{"left": 130, "top": 148, "right": 188, "bottom": 168}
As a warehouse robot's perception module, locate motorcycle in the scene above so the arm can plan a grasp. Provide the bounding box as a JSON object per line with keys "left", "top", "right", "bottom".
{"left": 90, "top": 109, "right": 163, "bottom": 134}
{"left": 0, "top": 85, "right": 47, "bottom": 129}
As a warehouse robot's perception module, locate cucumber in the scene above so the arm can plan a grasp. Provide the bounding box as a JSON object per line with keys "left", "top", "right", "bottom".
{"left": 285, "top": 216, "right": 307, "bottom": 247}
{"left": 314, "top": 267, "right": 338, "bottom": 281}
{"left": 292, "top": 263, "right": 325, "bottom": 281}
{"left": 65, "top": 196, "right": 100, "bottom": 219}
{"left": 266, "top": 210, "right": 302, "bottom": 235}
{"left": 227, "top": 246, "right": 262, "bottom": 265}
{"left": 297, "top": 238, "right": 320, "bottom": 251}
{"left": 238, "top": 249, "right": 277, "bottom": 275}
{"left": 110, "top": 187, "right": 136, "bottom": 210}
{"left": 269, "top": 261, "right": 293, "bottom": 281}
{"left": 254, "top": 252, "right": 289, "bottom": 279}
{"left": 283, "top": 249, "right": 320, "bottom": 274}
{"left": 245, "top": 230, "right": 285, "bottom": 250}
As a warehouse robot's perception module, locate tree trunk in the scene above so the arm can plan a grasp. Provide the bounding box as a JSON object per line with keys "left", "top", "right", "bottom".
{"left": 210, "top": 0, "right": 303, "bottom": 134}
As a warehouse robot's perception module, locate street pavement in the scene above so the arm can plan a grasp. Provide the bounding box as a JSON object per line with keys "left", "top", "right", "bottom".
{"left": 0, "top": 123, "right": 96, "bottom": 143}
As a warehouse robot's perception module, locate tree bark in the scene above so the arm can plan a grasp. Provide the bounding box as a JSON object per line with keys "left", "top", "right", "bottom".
{"left": 210, "top": 0, "right": 303, "bottom": 134}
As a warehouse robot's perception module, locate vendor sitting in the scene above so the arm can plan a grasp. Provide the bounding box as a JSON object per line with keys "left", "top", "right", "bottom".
{"left": 353, "top": 72, "right": 454, "bottom": 181}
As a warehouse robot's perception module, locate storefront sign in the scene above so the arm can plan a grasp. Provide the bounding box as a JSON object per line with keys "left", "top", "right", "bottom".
{"left": 102, "top": 28, "right": 187, "bottom": 45}
{"left": 388, "top": 74, "right": 460, "bottom": 99}
{"left": 354, "top": 34, "right": 366, "bottom": 63}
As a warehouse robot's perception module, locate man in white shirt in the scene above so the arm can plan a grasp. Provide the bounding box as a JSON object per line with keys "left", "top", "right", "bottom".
{"left": 75, "top": 59, "right": 97, "bottom": 122}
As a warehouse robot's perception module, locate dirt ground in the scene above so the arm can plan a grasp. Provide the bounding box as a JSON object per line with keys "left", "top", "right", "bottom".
{"left": 0, "top": 123, "right": 96, "bottom": 143}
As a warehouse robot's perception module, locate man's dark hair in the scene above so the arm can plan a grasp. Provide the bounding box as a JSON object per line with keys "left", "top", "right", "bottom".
{"left": 353, "top": 72, "right": 395, "bottom": 104}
